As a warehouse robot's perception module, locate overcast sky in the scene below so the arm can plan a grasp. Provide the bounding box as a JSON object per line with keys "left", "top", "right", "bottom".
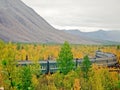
{"left": 21, "top": 0, "right": 120, "bottom": 32}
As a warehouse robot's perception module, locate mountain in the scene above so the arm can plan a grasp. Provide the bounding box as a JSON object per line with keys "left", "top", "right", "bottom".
{"left": 63, "top": 29, "right": 120, "bottom": 43}
{"left": 0, "top": 0, "right": 104, "bottom": 44}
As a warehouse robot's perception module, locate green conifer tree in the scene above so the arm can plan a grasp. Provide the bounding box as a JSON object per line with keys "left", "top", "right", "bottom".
{"left": 57, "top": 41, "right": 74, "bottom": 75}
{"left": 81, "top": 55, "right": 91, "bottom": 79}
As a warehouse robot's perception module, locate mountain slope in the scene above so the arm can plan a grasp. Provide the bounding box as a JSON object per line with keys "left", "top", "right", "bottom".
{"left": 63, "top": 30, "right": 120, "bottom": 43}
{"left": 85, "top": 30, "right": 120, "bottom": 42}
{"left": 0, "top": 0, "right": 104, "bottom": 44}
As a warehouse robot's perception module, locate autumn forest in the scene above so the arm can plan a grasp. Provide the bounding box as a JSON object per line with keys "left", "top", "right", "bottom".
{"left": 0, "top": 40, "right": 120, "bottom": 90}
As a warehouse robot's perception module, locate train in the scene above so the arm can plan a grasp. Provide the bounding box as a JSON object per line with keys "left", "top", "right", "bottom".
{"left": 17, "top": 51, "right": 117, "bottom": 74}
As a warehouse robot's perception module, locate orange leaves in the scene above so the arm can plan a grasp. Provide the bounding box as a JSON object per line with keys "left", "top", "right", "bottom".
{"left": 0, "top": 40, "right": 120, "bottom": 89}
{"left": 0, "top": 66, "right": 4, "bottom": 87}
{"left": 32, "top": 75, "right": 39, "bottom": 88}
{"left": 1, "top": 43, "right": 119, "bottom": 64}
{"left": 73, "top": 79, "right": 81, "bottom": 90}
{"left": 14, "top": 44, "right": 60, "bottom": 61}
{"left": 89, "top": 64, "right": 119, "bottom": 90}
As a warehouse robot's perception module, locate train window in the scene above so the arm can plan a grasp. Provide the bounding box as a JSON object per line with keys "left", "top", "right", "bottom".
{"left": 41, "top": 64, "right": 46, "bottom": 70}
{"left": 50, "top": 63, "right": 58, "bottom": 69}
{"left": 50, "top": 64, "right": 57, "bottom": 69}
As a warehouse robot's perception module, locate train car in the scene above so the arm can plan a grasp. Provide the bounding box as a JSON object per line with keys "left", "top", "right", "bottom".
{"left": 17, "top": 60, "right": 33, "bottom": 66}
{"left": 49, "top": 60, "right": 59, "bottom": 73}
{"left": 96, "top": 51, "right": 106, "bottom": 58}
{"left": 95, "top": 50, "right": 115, "bottom": 58}
{"left": 17, "top": 51, "right": 117, "bottom": 74}
{"left": 39, "top": 61, "right": 48, "bottom": 74}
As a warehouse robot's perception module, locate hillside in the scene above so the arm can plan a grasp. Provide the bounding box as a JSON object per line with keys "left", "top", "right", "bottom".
{"left": 0, "top": 0, "right": 109, "bottom": 44}
{"left": 63, "top": 30, "right": 120, "bottom": 43}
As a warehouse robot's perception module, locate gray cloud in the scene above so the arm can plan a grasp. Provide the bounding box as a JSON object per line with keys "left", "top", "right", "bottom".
{"left": 21, "top": 0, "right": 120, "bottom": 32}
